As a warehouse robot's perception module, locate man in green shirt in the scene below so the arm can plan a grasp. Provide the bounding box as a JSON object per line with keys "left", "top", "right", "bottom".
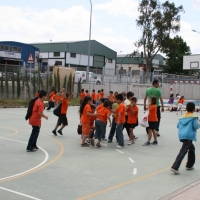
{"left": 144, "top": 79, "right": 164, "bottom": 136}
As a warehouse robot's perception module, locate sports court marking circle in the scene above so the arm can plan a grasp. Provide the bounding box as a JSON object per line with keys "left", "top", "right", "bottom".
{"left": 0, "top": 137, "right": 49, "bottom": 181}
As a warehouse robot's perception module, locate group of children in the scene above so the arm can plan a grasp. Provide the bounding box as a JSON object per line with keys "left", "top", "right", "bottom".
{"left": 79, "top": 90, "right": 160, "bottom": 148}
{"left": 168, "top": 93, "right": 185, "bottom": 114}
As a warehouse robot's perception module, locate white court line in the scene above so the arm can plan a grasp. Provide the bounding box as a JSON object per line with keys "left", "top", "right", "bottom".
{"left": 133, "top": 168, "right": 137, "bottom": 175}
{"left": 0, "top": 137, "right": 49, "bottom": 181}
{"left": 129, "top": 158, "right": 134, "bottom": 163}
{"left": 0, "top": 186, "right": 42, "bottom": 200}
{"left": 115, "top": 149, "right": 124, "bottom": 154}
{"left": 101, "top": 143, "right": 108, "bottom": 147}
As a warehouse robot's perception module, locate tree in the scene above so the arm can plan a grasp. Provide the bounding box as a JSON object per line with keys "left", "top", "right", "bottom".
{"left": 135, "top": 0, "right": 184, "bottom": 75}
{"left": 72, "top": 75, "right": 75, "bottom": 93}
{"left": 162, "top": 36, "right": 191, "bottom": 75}
{"left": 39, "top": 73, "right": 44, "bottom": 89}
{"left": 0, "top": 76, "right": 4, "bottom": 97}
{"left": 32, "top": 73, "right": 37, "bottom": 97}
{"left": 5, "top": 70, "right": 9, "bottom": 98}
{"left": 12, "top": 73, "right": 15, "bottom": 99}
{"left": 57, "top": 68, "right": 60, "bottom": 92}
{"left": 25, "top": 71, "right": 30, "bottom": 99}
{"left": 67, "top": 73, "right": 72, "bottom": 95}
{"left": 77, "top": 78, "right": 82, "bottom": 98}
{"left": 46, "top": 74, "right": 49, "bottom": 93}
{"left": 17, "top": 71, "right": 21, "bottom": 99}
{"left": 49, "top": 73, "right": 53, "bottom": 91}
{"left": 54, "top": 73, "right": 57, "bottom": 91}
{"left": 63, "top": 75, "right": 67, "bottom": 89}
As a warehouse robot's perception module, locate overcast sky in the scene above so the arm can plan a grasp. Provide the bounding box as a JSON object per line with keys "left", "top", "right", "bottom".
{"left": 0, "top": 0, "right": 200, "bottom": 55}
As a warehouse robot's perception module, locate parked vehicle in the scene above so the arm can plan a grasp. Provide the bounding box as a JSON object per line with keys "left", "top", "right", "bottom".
{"left": 75, "top": 71, "right": 101, "bottom": 85}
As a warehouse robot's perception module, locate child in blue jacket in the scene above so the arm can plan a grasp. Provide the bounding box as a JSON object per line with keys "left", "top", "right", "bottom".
{"left": 171, "top": 102, "right": 200, "bottom": 174}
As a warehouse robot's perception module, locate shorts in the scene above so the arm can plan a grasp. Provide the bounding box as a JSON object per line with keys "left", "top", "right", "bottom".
{"left": 81, "top": 122, "right": 90, "bottom": 135}
{"left": 148, "top": 122, "right": 157, "bottom": 130}
{"left": 128, "top": 123, "right": 137, "bottom": 129}
{"left": 57, "top": 114, "right": 68, "bottom": 126}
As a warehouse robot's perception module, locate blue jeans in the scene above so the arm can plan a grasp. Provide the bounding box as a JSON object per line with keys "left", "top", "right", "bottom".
{"left": 108, "top": 118, "right": 117, "bottom": 141}
{"left": 95, "top": 120, "right": 106, "bottom": 140}
{"left": 116, "top": 123, "right": 124, "bottom": 147}
{"left": 27, "top": 126, "right": 40, "bottom": 150}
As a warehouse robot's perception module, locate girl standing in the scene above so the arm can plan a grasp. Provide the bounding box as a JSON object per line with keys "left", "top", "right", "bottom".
{"left": 79, "top": 96, "right": 98, "bottom": 147}
{"left": 143, "top": 96, "right": 158, "bottom": 146}
{"left": 177, "top": 96, "right": 184, "bottom": 115}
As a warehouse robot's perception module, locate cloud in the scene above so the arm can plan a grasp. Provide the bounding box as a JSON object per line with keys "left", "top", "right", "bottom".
{"left": 94, "top": 0, "right": 139, "bottom": 19}
{"left": 190, "top": 0, "right": 200, "bottom": 10}
{"left": 179, "top": 20, "right": 200, "bottom": 54}
{"left": 0, "top": 6, "right": 92, "bottom": 43}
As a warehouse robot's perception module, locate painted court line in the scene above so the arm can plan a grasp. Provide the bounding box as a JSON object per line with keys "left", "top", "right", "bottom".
{"left": 0, "top": 137, "right": 49, "bottom": 181}
{"left": 115, "top": 149, "right": 124, "bottom": 154}
{"left": 129, "top": 158, "right": 134, "bottom": 163}
{"left": 101, "top": 143, "right": 108, "bottom": 147}
{"left": 133, "top": 168, "right": 137, "bottom": 175}
{"left": 0, "top": 186, "right": 41, "bottom": 200}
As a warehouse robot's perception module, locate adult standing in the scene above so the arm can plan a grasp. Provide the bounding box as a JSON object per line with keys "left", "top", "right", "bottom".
{"left": 144, "top": 80, "right": 164, "bottom": 136}
{"left": 27, "top": 90, "right": 48, "bottom": 152}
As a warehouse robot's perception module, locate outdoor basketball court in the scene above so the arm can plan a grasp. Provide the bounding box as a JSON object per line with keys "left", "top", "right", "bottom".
{"left": 0, "top": 106, "right": 200, "bottom": 200}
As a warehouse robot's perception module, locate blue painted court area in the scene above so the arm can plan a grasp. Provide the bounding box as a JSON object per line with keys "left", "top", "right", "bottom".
{"left": 163, "top": 100, "right": 200, "bottom": 106}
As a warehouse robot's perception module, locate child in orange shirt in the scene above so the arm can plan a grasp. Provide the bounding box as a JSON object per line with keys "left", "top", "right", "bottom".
{"left": 91, "top": 90, "right": 97, "bottom": 104}
{"left": 79, "top": 96, "right": 98, "bottom": 147}
{"left": 143, "top": 96, "right": 158, "bottom": 146}
{"left": 113, "top": 94, "right": 126, "bottom": 149}
{"left": 126, "top": 97, "right": 138, "bottom": 145}
{"left": 52, "top": 92, "right": 73, "bottom": 136}
{"left": 108, "top": 91, "right": 115, "bottom": 108}
{"left": 46, "top": 89, "right": 55, "bottom": 110}
{"left": 80, "top": 89, "right": 85, "bottom": 105}
{"left": 100, "top": 89, "right": 104, "bottom": 98}
{"left": 177, "top": 96, "right": 184, "bottom": 115}
{"left": 85, "top": 90, "right": 90, "bottom": 97}
{"left": 95, "top": 100, "right": 111, "bottom": 147}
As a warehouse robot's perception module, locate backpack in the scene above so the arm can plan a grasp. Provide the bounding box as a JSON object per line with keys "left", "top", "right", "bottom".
{"left": 25, "top": 97, "right": 39, "bottom": 120}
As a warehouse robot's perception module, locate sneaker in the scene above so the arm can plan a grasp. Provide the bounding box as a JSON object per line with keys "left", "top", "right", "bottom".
{"left": 108, "top": 140, "right": 112, "bottom": 143}
{"left": 143, "top": 141, "right": 150, "bottom": 146}
{"left": 91, "top": 138, "right": 95, "bottom": 146}
{"left": 57, "top": 129, "right": 63, "bottom": 135}
{"left": 102, "top": 138, "right": 107, "bottom": 141}
{"left": 87, "top": 139, "right": 91, "bottom": 144}
{"left": 134, "top": 136, "right": 138, "bottom": 140}
{"left": 52, "top": 130, "right": 57, "bottom": 136}
{"left": 186, "top": 167, "right": 194, "bottom": 170}
{"left": 81, "top": 143, "right": 90, "bottom": 147}
{"left": 127, "top": 140, "right": 134, "bottom": 145}
{"left": 151, "top": 141, "right": 158, "bottom": 145}
{"left": 116, "top": 145, "right": 124, "bottom": 149}
{"left": 96, "top": 143, "right": 101, "bottom": 148}
{"left": 171, "top": 168, "right": 180, "bottom": 174}
{"left": 26, "top": 148, "right": 37, "bottom": 152}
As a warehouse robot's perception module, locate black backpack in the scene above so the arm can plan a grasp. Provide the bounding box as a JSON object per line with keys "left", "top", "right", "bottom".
{"left": 25, "top": 97, "right": 39, "bottom": 120}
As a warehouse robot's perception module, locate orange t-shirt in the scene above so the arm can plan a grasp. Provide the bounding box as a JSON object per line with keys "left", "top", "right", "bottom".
{"left": 100, "top": 92, "right": 104, "bottom": 98}
{"left": 56, "top": 96, "right": 61, "bottom": 103}
{"left": 115, "top": 103, "right": 126, "bottom": 124}
{"left": 90, "top": 116, "right": 96, "bottom": 127}
{"left": 96, "top": 104, "right": 103, "bottom": 112}
{"left": 92, "top": 92, "right": 96, "bottom": 101}
{"left": 108, "top": 94, "right": 114, "bottom": 102}
{"left": 81, "top": 104, "right": 92, "bottom": 123}
{"left": 148, "top": 105, "right": 158, "bottom": 122}
{"left": 61, "top": 99, "right": 69, "bottom": 114}
{"left": 35, "top": 93, "right": 39, "bottom": 97}
{"left": 49, "top": 92, "right": 55, "bottom": 102}
{"left": 96, "top": 93, "right": 100, "bottom": 100}
{"left": 80, "top": 92, "right": 85, "bottom": 100}
{"left": 179, "top": 99, "right": 184, "bottom": 104}
{"left": 97, "top": 107, "right": 110, "bottom": 124}
{"left": 29, "top": 99, "right": 45, "bottom": 126}
{"left": 85, "top": 93, "right": 90, "bottom": 97}
{"left": 127, "top": 105, "right": 138, "bottom": 124}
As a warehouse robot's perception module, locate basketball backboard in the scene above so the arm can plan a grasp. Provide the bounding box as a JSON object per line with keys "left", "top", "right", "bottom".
{"left": 183, "top": 54, "right": 200, "bottom": 70}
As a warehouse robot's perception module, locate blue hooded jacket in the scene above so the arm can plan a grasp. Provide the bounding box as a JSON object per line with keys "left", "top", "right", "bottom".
{"left": 177, "top": 115, "right": 200, "bottom": 142}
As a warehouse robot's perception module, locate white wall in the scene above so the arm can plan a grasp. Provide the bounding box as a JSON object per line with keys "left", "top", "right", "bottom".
{"left": 48, "top": 59, "right": 65, "bottom": 66}
{"left": 40, "top": 52, "right": 48, "bottom": 58}
{"left": 105, "top": 60, "right": 116, "bottom": 76}
{"left": 66, "top": 53, "right": 93, "bottom": 66}
{"left": 49, "top": 52, "right": 65, "bottom": 58}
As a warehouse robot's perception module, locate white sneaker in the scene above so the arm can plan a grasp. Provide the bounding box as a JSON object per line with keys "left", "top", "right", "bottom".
{"left": 116, "top": 145, "right": 124, "bottom": 149}
{"left": 171, "top": 168, "right": 180, "bottom": 174}
{"left": 127, "top": 140, "right": 134, "bottom": 145}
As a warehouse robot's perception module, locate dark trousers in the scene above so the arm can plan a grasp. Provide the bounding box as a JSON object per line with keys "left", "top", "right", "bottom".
{"left": 146, "top": 106, "right": 161, "bottom": 133}
{"left": 108, "top": 118, "right": 117, "bottom": 141}
{"left": 123, "top": 115, "right": 130, "bottom": 137}
{"left": 27, "top": 126, "right": 40, "bottom": 150}
{"left": 46, "top": 101, "right": 54, "bottom": 110}
{"left": 172, "top": 140, "right": 195, "bottom": 170}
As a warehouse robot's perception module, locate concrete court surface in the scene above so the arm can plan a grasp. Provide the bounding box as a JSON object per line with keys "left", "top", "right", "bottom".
{"left": 0, "top": 106, "right": 200, "bottom": 200}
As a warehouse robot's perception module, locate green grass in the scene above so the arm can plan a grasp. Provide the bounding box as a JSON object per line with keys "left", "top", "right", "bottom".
{"left": 0, "top": 98, "right": 80, "bottom": 107}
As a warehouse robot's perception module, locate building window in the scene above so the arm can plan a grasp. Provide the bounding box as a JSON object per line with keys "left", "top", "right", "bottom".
{"left": 4, "top": 45, "right": 10, "bottom": 51}
{"left": 70, "top": 53, "right": 76, "bottom": 58}
{"left": 54, "top": 52, "right": 60, "bottom": 57}
{"left": 12, "top": 46, "right": 18, "bottom": 52}
{"left": 108, "top": 59, "right": 112, "bottom": 63}
{"left": 0, "top": 45, "right": 4, "bottom": 51}
{"left": 17, "top": 47, "right": 22, "bottom": 53}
